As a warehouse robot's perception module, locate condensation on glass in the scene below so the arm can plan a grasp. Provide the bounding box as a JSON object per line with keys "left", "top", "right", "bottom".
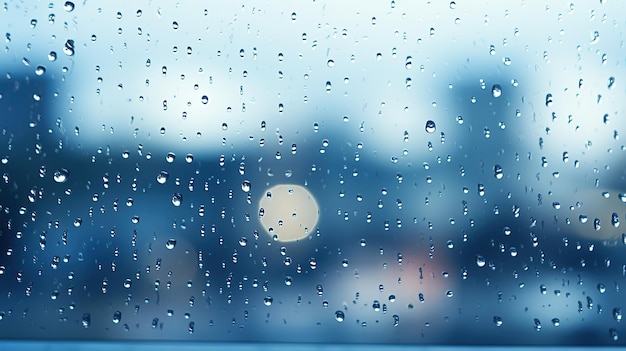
{"left": 0, "top": 0, "right": 624, "bottom": 345}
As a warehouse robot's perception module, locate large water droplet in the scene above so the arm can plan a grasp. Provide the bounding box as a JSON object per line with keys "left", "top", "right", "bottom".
{"left": 491, "top": 84, "right": 502, "bottom": 98}
{"left": 166, "top": 239, "right": 177, "bottom": 250}
{"left": 425, "top": 120, "right": 436, "bottom": 133}
{"left": 335, "top": 310, "right": 345, "bottom": 322}
{"left": 63, "top": 1, "right": 75, "bottom": 12}
{"left": 494, "top": 164, "right": 503, "bottom": 179}
{"left": 63, "top": 39, "right": 75, "bottom": 56}
{"left": 53, "top": 168, "right": 69, "bottom": 183}
{"left": 156, "top": 171, "right": 169, "bottom": 184}
{"left": 171, "top": 193, "right": 182, "bottom": 206}
{"left": 81, "top": 313, "right": 91, "bottom": 328}
{"left": 112, "top": 311, "right": 122, "bottom": 324}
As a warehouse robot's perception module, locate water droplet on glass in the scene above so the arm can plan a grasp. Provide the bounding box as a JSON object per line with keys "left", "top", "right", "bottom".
{"left": 166, "top": 239, "right": 177, "bottom": 250}
{"left": 81, "top": 313, "right": 91, "bottom": 328}
{"left": 476, "top": 255, "right": 486, "bottom": 267}
{"left": 63, "top": 39, "right": 75, "bottom": 56}
{"left": 156, "top": 171, "right": 169, "bottom": 184}
{"left": 53, "top": 168, "right": 69, "bottom": 183}
{"left": 613, "top": 308, "right": 622, "bottom": 322}
{"left": 241, "top": 180, "right": 251, "bottom": 192}
{"left": 263, "top": 296, "right": 273, "bottom": 306}
{"left": 545, "top": 93, "right": 553, "bottom": 107}
{"left": 172, "top": 193, "right": 182, "bottom": 206}
{"left": 166, "top": 152, "right": 176, "bottom": 163}
{"left": 494, "top": 164, "right": 503, "bottom": 179}
{"left": 491, "top": 84, "right": 502, "bottom": 98}
{"left": 608, "top": 76, "right": 616, "bottom": 89}
{"left": 493, "top": 316, "right": 503, "bottom": 327}
{"left": 335, "top": 310, "right": 345, "bottom": 322}
{"left": 425, "top": 120, "right": 436, "bottom": 133}
{"left": 63, "top": 1, "right": 75, "bottom": 12}
{"left": 112, "top": 311, "right": 122, "bottom": 324}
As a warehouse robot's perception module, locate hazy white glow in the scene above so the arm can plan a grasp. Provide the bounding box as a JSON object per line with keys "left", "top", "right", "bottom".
{"left": 259, "top": 184, "right": 319, "bottom": 242}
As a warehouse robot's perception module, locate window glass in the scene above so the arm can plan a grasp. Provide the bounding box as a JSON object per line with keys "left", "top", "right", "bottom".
{"left": 0, "top": 0, "right": 624, "bottom": 345}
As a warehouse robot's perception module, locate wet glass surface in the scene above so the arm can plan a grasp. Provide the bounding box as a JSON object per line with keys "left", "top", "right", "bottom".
{"left": 0, "top": 0, "right": 625, "bottom": 346}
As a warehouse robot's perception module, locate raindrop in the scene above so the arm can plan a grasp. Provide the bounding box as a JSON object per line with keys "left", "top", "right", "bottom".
{"left": 613, "top": 308, "right": 622, "bottom": 322}
{"left": 63, "top": 1, "right": 75, "bottom": 12}
{"left": 491, "top": 84, "right": 502, "bottom": 98}
{"left": 166, "top": 152, "right": 176, "bottom": 163}
{"left": 156, "top": 171, "right": 169, "bottom": 184}
{"left": 53, "top": 168, "right": 69, "bottom": 183}
{"left": 545, "top": 93, "right": 553, "bottom": 107}
{"left": 241, "top": 180, "right": 251, "bottom": 192}
{"left": 494, "top": 164, "right": 503, "bottom": 179}
{"left": 63, "top": 39, "right": 75, "bottom": 56}
{"left": 425, "top": 120, "right": 436, "bottom": 133}
{"left": 335, "top": 310, "right": 345, "bottom": 322}
{"left": 166, "top": 239, "right": 177, "bottom": 250}
{"left": 263, "top": 296, "right": 273, "bottom": 306}
{"left": 112, "top": 311, "right": 122, "bottom": 324}
{"left": 81, "top": 313, "right": 91, "bottom": 328}
{"left": 171, "top": 193, "right": 182, "bottom": 206}
{"left": 608, "top": 76, "right": 616, "bottom": 89}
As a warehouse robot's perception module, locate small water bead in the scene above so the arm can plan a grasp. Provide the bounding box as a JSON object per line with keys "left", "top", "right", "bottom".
{"left": 491, "top": 84, "right": 502, "bottom": 98}
{"left": 63, "top": 1, "right": 75, "bottom": 11}
{"left": 476, "top": 255, "right": 486, "bottom": 267}
{"left": 241, "top": 180, "right": 251, "bottom": 192}
{"left": 156, "top": 171, "right": 169, "bottom": 184}
{"left": 335, "top": 311, "right": 345, "bottom": 322}
{"left": 263, "top": 296, "right": 273, "bottom": 306}
{"left": 166, "top": 152, "right": 176, "bottom": 163}
{"left": 545, "top": 93, "right": 553, "bottom": 107}
{"left": 166, "top": 239, "right": 177, "bottom": 250}
{"left": 494, "top": 164, "right": 503, "bottom": 179}
{"left": 81, "top": 313, "right": 91, "bottom": 328}
{"left": 614, "top": 308, "right": 622, "bottom": 322}
{"left": 112, "top": 311, "right": 122, "bottom": 324}
{"left": 53, "top": 168, "right": 69, "bottom": 183}
{"left": 425, "top": 120, "right": 436, "bottom": 133}
{"left": 63, "top": 40, "right": 75, "bottom": 56}
{"left": 608, "top": 76, "right": 616, "bottom": 89}
{"left": 35, "top": 66, "right": 46, "bottom": 76}
{"left": 171, "top": 193, "right": 183, "bottom": 206}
